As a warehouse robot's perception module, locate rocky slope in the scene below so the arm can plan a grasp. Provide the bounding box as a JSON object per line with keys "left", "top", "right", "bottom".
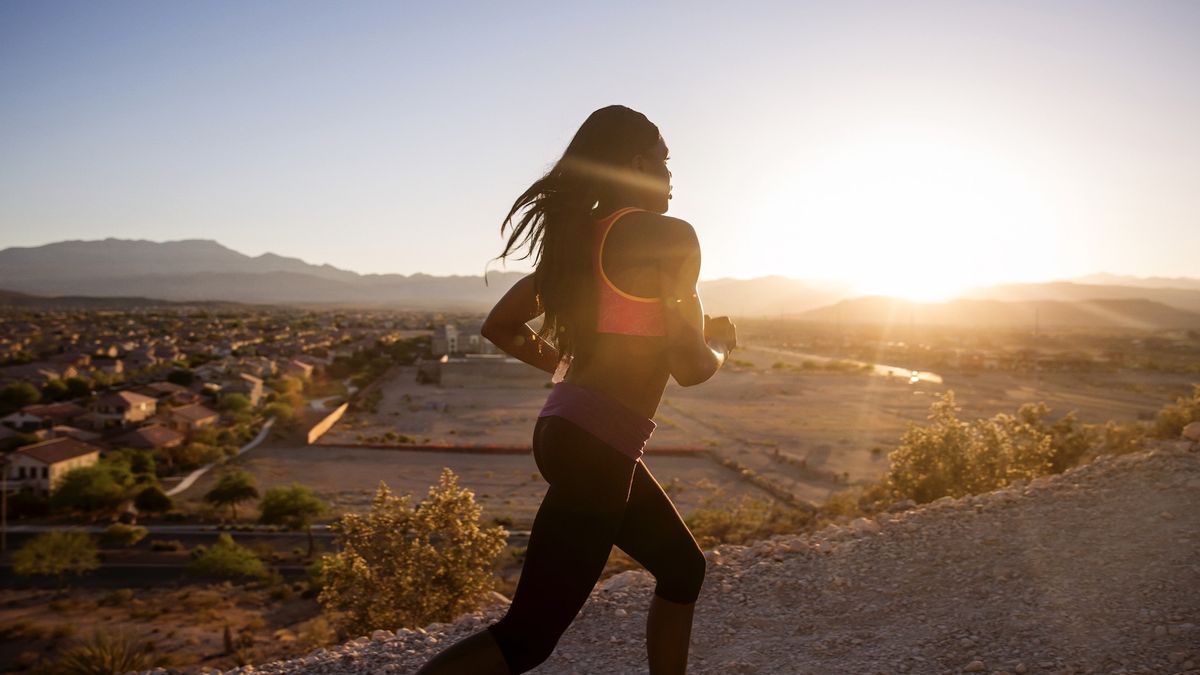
{"left": 219, "top": 443, "right": 1199, "bottom": 674}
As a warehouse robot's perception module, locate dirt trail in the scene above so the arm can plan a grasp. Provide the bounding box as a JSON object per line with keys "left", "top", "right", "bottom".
{"left": 213, "top": 443, "right": 1200, "bottom": 675}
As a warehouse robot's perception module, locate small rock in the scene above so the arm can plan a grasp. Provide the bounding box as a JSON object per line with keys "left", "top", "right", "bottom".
{"left": 963, "top": 660, "right": 986, "bottom": 672}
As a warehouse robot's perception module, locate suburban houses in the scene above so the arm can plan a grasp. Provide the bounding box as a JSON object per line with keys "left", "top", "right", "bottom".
{"left": 1, "top": 305, "right": 432, "bottom": 500}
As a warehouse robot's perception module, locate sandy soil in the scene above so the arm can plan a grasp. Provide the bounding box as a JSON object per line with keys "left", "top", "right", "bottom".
{"left": 299, "top": 346, "right": 1184, "bottom": 514}
{"left": 184, "top": 444, "right": 771, "bottom": 529}
{"left": 234, "top": 442, "right": 1200, "bottom": 675}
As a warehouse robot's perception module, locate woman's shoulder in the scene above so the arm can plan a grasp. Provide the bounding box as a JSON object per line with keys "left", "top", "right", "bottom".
{"left": 621, "top": 212, "right": 698, "bottom": 256}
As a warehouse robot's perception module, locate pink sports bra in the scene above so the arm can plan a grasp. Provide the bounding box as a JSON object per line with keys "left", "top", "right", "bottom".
{"left": 594, "top": 207, "right": 667, "bottom": 337}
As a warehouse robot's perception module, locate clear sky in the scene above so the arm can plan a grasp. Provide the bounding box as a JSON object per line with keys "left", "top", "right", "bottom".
{"left": 2, "top": 0, "right": 1197, "bottom": 300}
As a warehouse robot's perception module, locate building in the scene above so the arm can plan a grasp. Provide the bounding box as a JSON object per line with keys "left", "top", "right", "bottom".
{"left": 89, "top": 391, "right": 158, "bottom": 429}
{"left": 432, "top": 323, "right": 500, "bottom": 357}
{"left": 221, "top": 373, "right": 263, "bottom": 407}
{"left": 417, "top": 354, "right": 549, "bottom": 387}
{"left": 5, "top": 437, "right": 102, "bottom": 495}
{"left": 165, "top": 403, "right": 220, "bottom": 437}
{"left": 111, "top": 423, "right": 186, "bottom": 451}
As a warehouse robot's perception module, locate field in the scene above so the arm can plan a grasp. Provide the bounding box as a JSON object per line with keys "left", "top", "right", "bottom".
{"left": 183, "top": 342, "right": 1193, "bottom": 528}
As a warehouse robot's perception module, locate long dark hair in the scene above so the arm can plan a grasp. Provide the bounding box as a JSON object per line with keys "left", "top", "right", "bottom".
{"left": 497, "top": 105, "right": 660, "bottom": 358}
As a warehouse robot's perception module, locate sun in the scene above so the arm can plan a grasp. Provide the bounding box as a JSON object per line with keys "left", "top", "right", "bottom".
{"left": 752, "top": 128, "right": 1060, "bottom": 302}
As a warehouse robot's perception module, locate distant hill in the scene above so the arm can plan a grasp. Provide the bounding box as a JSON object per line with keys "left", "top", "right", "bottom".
{"left": 0, "top": 239, "right": 525, "bottom": 310}
{"left": 1070, "top": 273, "right": 1200, "bottom": 292}
{"left": 0, "top": 238, "right": 849, "bottom": 314}
{"left": 3, "top": 238, "right": 1199, "bottom": 319}
{"left": 798, "top": 296, "right": 1200, "bottom": 330}
{"left": 961, "top": 281, "right": 1200, "bottom": 315}
{"left": 0, "top": 288, "right": 248, "bottom": 310}
{"left": 695, "top": 276, "right": 855, "bottom": 316}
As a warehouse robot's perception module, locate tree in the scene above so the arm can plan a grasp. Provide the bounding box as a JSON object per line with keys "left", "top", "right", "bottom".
{"left": 0, "top": 382, "right": 40, "bottom": 414}
{"left": 204, "top": 469, "right": 259, "bottom": 521}
{"left": 107, "top": 447, "right": 156, "bottom": 479}
{"left": 166, "top": 368, "right": 195, "bottom": 387}
{"left": 263, "top": 401, "right": 296, "bottom": 425}
{"left": 41, "top": 379, "right": 70, "bottom": 402}
{"left": 259, "top": 483, "right": 326, "bottom": 557}
{"left": 318, "top": 469, "right": 507, "bottom": 635}
{"left": 51, "top": 461, "right": 135, "bottom": 517}
{"left": 219, "top": 393, "right": 251, "bottom": 414}
{"left": 13, "top": 530, "right": 100, "bottom": 584}
{"left": 64, "top": 376, "right": 92, "bottom": 399}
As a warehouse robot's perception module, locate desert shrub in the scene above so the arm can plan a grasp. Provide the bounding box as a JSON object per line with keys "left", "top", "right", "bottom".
{"left": 187, "top": 533, "right": 268, "bottom": 580}
{"left": 885, "top": 391, "right": 1079, "bottom": 504}
{"left": 50, "top": 630, "right": 166, "bottom": 674}
{"left": 13, "top": 530, "right": 99, "bottom": 583}
{"left": 317, "top": 468, "right": 508, "bottom": 636}
{"left": 686, "top": 491, "right": 813, "bottom": 547}
{"left": 1013, "top": 403, "right": 1097, "bottom": 472}
{"left": 100, "top": 588, "right": 135, "bottom": 607}
{"left": 1101, "top": 420, "right": 1148, "bottom": 455}
{"left": 150, "top": 539, "right": 186, "bottom": 552}
{"left": 134, "top": 484, "right": 173, "bottom": 513}
{"left": 100, "top": 523, "right": 148, "bottom": 548}
{"left": 1154, "top": 384, "right": 1200, "bottom": 438}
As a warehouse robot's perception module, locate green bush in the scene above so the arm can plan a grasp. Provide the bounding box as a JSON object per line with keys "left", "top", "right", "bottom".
{"left": 13, "top": 530, "right": 99, "bottom": 582}
{"left": 317, "top": 468, "right": 508, "bottom": 636}
{"left": 186, "top": 533, "right": 269, "bottom": 580}
{"left": 100, "top": 523, "right": 148, "bottom": 548}
{"left": 134, "top": 485, "right": 173, "bottom": 513}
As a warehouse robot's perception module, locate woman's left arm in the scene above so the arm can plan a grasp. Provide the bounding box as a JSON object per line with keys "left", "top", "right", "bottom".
{"left": 480, "top": 273, "right": 561, "bottom": 375}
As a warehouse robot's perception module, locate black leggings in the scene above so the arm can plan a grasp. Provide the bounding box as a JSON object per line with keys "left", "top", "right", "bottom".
{"left": 487, "top": 415, "right": 707, "bottom": 673}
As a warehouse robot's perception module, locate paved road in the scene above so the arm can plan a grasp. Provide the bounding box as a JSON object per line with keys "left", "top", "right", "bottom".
{"left": 165, "top": 417, "right": 275, "bottom": 497}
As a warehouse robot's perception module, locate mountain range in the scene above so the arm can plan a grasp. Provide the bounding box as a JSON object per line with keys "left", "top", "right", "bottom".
{"left": 2, "top": 238, "right": 1199, "bottom": 329}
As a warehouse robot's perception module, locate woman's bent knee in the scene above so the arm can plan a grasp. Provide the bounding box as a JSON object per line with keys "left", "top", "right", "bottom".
{"left": 655, "top": 544, "right": 706, "bottom": 604}
{"left": 488, "top": 618, "right": 560, "bottom": 674}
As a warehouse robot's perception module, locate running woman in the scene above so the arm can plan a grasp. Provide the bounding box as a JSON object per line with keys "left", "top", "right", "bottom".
{"left": 418, "top": 105, "right": 737, "bottom": 675}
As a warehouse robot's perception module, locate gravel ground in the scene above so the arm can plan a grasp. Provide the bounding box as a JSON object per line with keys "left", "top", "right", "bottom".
{"left": 187, "top": 442, "right": 1198, "bottom": 675}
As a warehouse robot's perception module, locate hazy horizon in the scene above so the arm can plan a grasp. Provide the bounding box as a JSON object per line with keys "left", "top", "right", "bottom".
{"left": 3, "top": 1, "right": 1198, "bottom": 300}
{"left": 6, "top": 234, "right": 1198, "bottom": 290}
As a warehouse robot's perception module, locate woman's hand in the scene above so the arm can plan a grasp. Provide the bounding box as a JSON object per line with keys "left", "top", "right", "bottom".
{"left": 703, "top": 314, "right": 738, "bottom": 353}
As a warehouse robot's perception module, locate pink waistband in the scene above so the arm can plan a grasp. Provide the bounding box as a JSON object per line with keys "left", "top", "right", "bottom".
{"left": 538, "top": 381, "right": 656, "bottom": 460}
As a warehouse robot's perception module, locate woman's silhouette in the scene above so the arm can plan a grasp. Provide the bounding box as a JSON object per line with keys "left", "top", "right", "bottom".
{"left": 418, "top": 105, "right": 737, "bottom": 674}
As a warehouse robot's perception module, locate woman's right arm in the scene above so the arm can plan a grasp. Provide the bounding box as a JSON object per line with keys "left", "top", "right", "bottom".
{"left": 656, "top": 218, "right": 732, "bottom": 387}
{"left": 481, "top": 273, "right": 561, "bottom": 375}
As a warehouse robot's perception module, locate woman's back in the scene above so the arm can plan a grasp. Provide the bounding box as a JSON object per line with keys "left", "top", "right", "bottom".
{"left": 565, "top": 209, "right": 690, "bottom": 418}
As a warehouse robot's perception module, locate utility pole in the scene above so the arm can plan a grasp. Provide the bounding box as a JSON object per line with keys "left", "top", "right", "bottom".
{"left": 1, "top": 454, "right": 8, "bottom": 552}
